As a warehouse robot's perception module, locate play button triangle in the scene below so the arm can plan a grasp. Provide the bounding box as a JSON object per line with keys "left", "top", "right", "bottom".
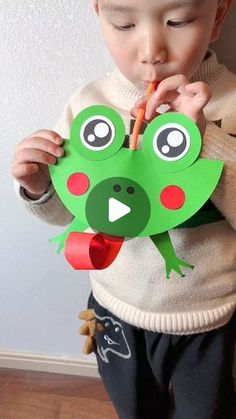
{"left": 109, "top": 198, "right": 131, "bottom": 222}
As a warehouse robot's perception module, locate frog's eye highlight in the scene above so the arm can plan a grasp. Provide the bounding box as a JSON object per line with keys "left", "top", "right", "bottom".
{"left": 142, "top": 112, "right": 202, "bottom": 173}
{"left": 153, "top": 123, "right": 190, "bottom": 161}
{"left": 70, "top": 105, "right": 125, "bottom": 161}
{"left": 80, "top": 116, "right": 115, "bottom": 151}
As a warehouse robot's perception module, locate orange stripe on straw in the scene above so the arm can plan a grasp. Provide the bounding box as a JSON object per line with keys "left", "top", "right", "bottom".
{"left": 130, "top": 81, "right": 157, "bottom": 151}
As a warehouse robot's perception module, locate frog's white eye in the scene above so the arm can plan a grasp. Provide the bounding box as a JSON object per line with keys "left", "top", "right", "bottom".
{"left": 142, "top": 112, "right": 201, "bottom": 172}
{"left": 71, "top": 105, "right": 125, "bottom": 161}
{"left": 153, "top": 123, "right": 190, "bottom": 161}
{"left": 80, "top": 115, "right": 115, "bottom": 151}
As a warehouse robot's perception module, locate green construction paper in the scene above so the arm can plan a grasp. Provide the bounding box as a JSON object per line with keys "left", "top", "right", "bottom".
{"left": 142, "top": 112, "right": 202, "bottom": 172}
{"left": 150, "top": 231, "right": 194, "bottom": 278}
{"left": 50, "top": 142, "right": 223, "bottom": 237}
{"left": 49, "top": 217, "right": 88, "bottom": 253}
{"left": 49, "top": 105, "right": 224, "bottom": 278}
{"left": 70, "top": 105, "right": 125, "bottom": 161}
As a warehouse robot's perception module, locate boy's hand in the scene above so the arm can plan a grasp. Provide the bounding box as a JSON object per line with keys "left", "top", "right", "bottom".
{"left": 131, "top": 75, "right": 211, "bottom": 136}
{"left": 12, "top": 130, "right": 64, "bottom": 199}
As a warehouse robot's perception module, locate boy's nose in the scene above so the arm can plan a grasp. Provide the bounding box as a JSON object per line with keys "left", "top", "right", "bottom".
{"left": 140, "top": 31, "right": 167, "bottom": 65}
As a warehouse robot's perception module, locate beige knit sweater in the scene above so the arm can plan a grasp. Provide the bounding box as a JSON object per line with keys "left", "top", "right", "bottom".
{"left": 16, "top": 50, "right": 236, "bottom": 334}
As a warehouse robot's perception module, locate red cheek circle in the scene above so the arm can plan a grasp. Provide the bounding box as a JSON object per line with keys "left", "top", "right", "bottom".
{"left": 67, "top": 172, "right": 90, "bottom": 196}
{"left": 160, "top": 185, "right": 185, "bottom": 210}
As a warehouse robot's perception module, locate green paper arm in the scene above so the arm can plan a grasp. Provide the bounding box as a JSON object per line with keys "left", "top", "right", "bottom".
{"left": 49, "top": 218, "right": 88, "bottom": 253}
{"left": 150, "top": 231, "right": 194, "bottom": 279}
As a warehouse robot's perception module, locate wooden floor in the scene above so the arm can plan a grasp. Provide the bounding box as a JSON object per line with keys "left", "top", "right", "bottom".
{"left": 0, "top": 368, "right": 117, "bottom": 419}
{"left": 0, "top": 368, "right": 235, "bottom": 419}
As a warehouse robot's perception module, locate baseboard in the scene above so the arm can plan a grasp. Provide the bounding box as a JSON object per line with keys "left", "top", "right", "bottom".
{"left": 0, "top": 350, "right": 234, "bottom": 389}
{"left": 0, "top": 351, "right": 99, "bottom": 378}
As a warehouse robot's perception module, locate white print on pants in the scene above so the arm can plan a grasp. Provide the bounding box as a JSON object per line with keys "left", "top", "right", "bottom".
{"left": 95, "top": 313, "right": 131, "bottom": 364}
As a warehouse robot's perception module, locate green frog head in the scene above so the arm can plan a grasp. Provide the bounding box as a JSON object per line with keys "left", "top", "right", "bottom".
{"left": 49, "top": 105, "right": 223, "bottom": 238}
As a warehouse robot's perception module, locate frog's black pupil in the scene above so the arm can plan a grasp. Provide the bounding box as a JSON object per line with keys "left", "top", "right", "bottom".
{"left": 127, "top": 187, "right": 135, "bottom": 194}
{"left": 113, "top": 184, "right": 121, "bottom": 192}
{"left": 156, "top": 127, "right": 187, "bottom": 159}
{"left": 83, "top": 118, "right": 112, "bottom": 148}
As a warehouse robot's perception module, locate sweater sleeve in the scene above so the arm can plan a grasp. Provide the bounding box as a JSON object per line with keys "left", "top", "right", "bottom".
{"left": 201, "top": 121, "right": 236, "bottom": 230}
{"left": 14, "top": 179, "right": 73, "bottom": 226}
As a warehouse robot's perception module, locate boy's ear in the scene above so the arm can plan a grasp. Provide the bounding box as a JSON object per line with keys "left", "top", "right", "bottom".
{"left": 210, "top": 0, "right": 234, "bottom": 42}
{"left": 93, "top": 0, "right": 99, "bottom": 15}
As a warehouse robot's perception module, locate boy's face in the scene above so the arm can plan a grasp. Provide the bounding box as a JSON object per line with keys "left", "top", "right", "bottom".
{"left": 95, "top": 0, "right": 232, "bottom": 90}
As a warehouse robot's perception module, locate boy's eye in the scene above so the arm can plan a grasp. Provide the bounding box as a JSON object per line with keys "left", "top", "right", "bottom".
{"left": 113, "top": 23, "right": 135, "bottom": 31}
{"left": 167, "top": 20, "right": 191, "bottom": 28}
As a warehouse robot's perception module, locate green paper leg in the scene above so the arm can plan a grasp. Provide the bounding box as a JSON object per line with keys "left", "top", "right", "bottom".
{"left": 49, "top": 218, "right": 88, "bottom": 253}
{"left": 150, "top": 231, "right": 194, "bottom": 279}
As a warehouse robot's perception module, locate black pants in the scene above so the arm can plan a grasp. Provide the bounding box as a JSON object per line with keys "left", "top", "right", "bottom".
{"left": 88, "top": 294, "right": 235, "bottom": 419}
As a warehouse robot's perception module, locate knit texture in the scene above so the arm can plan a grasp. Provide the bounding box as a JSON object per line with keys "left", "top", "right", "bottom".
{"left": 15, "top": 50, "right": 236, "bottom": 333}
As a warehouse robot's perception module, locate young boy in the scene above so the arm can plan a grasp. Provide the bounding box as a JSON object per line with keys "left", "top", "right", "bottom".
{"left": 12, "top": 0, "right": 236, "bottom": 418}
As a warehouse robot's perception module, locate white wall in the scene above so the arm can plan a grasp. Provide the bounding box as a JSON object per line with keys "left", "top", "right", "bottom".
{"left": 0, "top": 0, "right": 112, "bottom": 364}
{"left": 1, "top": 1, "right": 235, "bottom": 369}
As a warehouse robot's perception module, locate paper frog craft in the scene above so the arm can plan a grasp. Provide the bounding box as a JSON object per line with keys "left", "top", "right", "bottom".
{"left": 49, "top": 105, "right": 223, "bottom": 278}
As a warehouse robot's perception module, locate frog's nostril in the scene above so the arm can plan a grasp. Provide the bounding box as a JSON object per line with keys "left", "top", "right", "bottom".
{"left": 127, "top": 186, "right": 135, "bottom": 194}
{"left": 113, "top": 184, "right": 121, "bottom": 192}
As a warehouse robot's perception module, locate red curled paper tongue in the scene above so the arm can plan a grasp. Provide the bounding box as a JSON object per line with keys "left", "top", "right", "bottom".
{"left": 65, "top": 232, "right": 124, "bottom": 270}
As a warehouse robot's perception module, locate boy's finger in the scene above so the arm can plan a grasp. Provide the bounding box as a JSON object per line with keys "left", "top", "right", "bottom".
{"left": 145, "top": 75, "right": 189, "bottom": 118}
{"left": 133, "top": 97, "right": 148, "bottom": 108}
{"left": 130, "top": 97, "right": 148, "bottom": 117}
{"left": 154, "top": 75, "right": 190, "bottom": 99}
{"left": 144, "top": 76, "right": 187, "bottom": 120}
{"left": 145, "top": 94, "right": 163, "bottom": 120}
{"left": 11, "top": 163, "right": 39, "bottom": 180}
{"left": 14, "top": 148, "right": 58, "bottom": 166}
{"left": 27, "top": 130, "right": 63, "bottom": 145}
{"left": 185, "top": 82, "right": 212, "bottom": 108}
{"left": 130, "top": 106, "right": 145, "bottom": 119}
{"left": 16, "top": 137, "right": 64, "bottom": 158}
{"left": 185, "top": 81, "right": 211, "bottom": 96}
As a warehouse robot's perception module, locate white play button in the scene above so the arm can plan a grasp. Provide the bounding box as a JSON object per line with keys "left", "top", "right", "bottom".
{"left": 108, "top": 198, "right": 131, "bottom": 222}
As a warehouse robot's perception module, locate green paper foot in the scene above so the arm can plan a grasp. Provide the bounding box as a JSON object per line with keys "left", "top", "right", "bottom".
{"left": 49, "top": 218, "right": 87, "bottom": 254}
{"left": 150, "top": 232, "right": 195, "bottom": 279}
{"left": 49, "top": 232, "right": 68, "bottom": 253}
{"left": 165, "top": 258, "right": 194, "bottom": 279}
